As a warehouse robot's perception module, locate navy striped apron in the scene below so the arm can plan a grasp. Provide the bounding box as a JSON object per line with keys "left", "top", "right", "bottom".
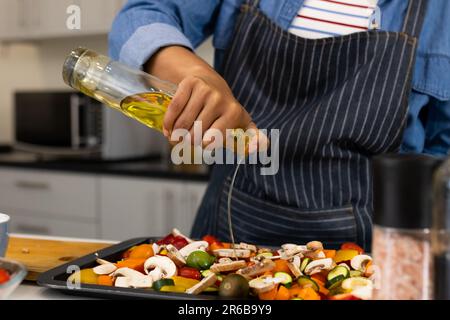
{"left": 192, "top": 0, "right": 427, "bottom": 250}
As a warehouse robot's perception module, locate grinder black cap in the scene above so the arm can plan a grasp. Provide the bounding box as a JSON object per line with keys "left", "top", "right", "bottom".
{"left": 373, "top": 154, "right": 443, "bottom": 229}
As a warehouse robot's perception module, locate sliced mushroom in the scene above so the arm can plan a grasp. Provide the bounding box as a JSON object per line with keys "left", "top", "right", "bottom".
{"left": 237, "top": 259, "right": 276, "bottom": 279}
{"left": 93, "top": 263, "right": 117, "bottom": 275}
{"left": 350, "top": 255, "right": 372, "bottom": 272}
{"left": 249, "top": 276, "right": 276, "bottom": 294}
{"left": 304, "top": 258, "right": 334, "bottom": 275}
{"left": 148, "top": 267, "right": 164, "bottom": 282}
{"left": 144, "top": 256, "right": 177, "bottom": 281}
{"left": 212, "top": 249, "right": 251, "bottom": 259}
{"left": 112, "top": 268, "right": 154, "bottom": 289}
{"left": 115, "top": 277, "right": 130, "bottom": 288}
{"left": 165, "top": 244, "right": 186, "bottom": 267}
{"left": 152, "top": 243, "right": 161, "bottom": 255}
{"left": 112, "top": 267, "right": 146, "bottom": 278}
{"left": 210, "top": 260, "right": 247, "bottom": 273}
{"left": 186, "top": 273, "right": 218, "bottom": 295}
{"left": 306, "top": 241, "right": 323, "bottom": 251}
{"left": 128, "top": 276, "right": 154, "bottom": 289}
{"left": 315, "top": 251, "right": 326, "bottom": 259}
{"left": 218, "top": 258, "right": 233, "bottom": 264}
{"left": 172, "top": 228, "right": 194, "bottom": 243}
{"left": 282, "top": 244, "right": 308, "bottom": 252}
{"left": 233, "top": 243, "right": 257, "bottom": 252}
{"left": 179, "top": 241, "right": 209, "bottom": 258}
{"left": 287, "top": 256, "right": 302, "bottom": 278}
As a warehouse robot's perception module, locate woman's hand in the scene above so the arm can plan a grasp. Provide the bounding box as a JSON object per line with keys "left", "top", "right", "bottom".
{"left": 146, "top": 46, "right": 265, "bottom": 152}
{"left": 164, "top": 73, "right": 255, "bottom": 146}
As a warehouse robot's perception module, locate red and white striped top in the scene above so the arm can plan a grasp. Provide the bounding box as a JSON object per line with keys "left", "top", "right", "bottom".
{"left": 289, "top": 0, "right": 379, "bottom": 39}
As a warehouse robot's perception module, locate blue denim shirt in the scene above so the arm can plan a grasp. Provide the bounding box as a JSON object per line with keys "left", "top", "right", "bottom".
{"left": 109, "top": 0, "right": 450, "bottom": 155}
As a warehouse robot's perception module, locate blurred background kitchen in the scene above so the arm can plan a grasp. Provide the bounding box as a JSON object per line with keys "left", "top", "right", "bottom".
{"left": 0, "top": 0, "right": 214, "bottom": 241}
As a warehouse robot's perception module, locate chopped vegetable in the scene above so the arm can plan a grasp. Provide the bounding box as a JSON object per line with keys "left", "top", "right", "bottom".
{"left": 350, "top": 270, "right": 364, "bottom": 278}
{"left": 153, "top": 279, "right": 175, "bottom": 291}
{"left": 202, "top": 235, "right": 222, "bottom": 246}
{"left": 0, "top": 269, "right": 11, "bottom": 285}
{"left": 327, "top": 266, "right": 350, "bottom": 282}
{"left": 219, "top": 274, "right": 249, "bottom": 298}
{"left": 334, "top": 249, "right": 359, "bottom": 263}
{"left": 297, "top": 276, "right": 319, "bottom": 292}
{"left": 341, "top": 242, "right": 364, "bottom": 254}
{"left": 186, "top": 251, "right": 215, "bottom": 270}
{"left": 67, "top": 268, "right": 98, "bottom": 285}
{"left": 300, "top": 258, "right": 311, "bottom": 272}
{"left": 326, "top": 275, "right": 346, "bottom": 290}
{"left": 290, "top": 286, "right": 320, "bottom": 300}
{"left": 258, "top": 285, "right": 279, "bottom": 300}
{"left": 274, "top": 272, "right": 293, "bottom": 287}
{"left": 179, "top": 267, "right": 202, "bottom": 280}
{"left": 127, "top": 244, "right": 154, "bottom": 259}
{"left": 97, "top": 275, "right": 114, "bottom": 286}
{"left": 273, "top": 259, "right": 292, "bottom": 275}
{"left": 171, "top": 276, "right": 200, "bottom": 289}
{"left": 160, "top": 285, "right": 186, "bottom": 293}
{"left": 323, "top": 250, "right": 336, "bottom": 259}
{"left": 116, "top": 259, "right": 146, "bottom": 273}
{"left": 275, "top": 285, "right": 291, "bottom": 300}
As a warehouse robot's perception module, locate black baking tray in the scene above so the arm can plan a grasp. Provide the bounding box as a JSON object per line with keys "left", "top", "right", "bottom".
{"left": 37, "top": 237, "right": 222, "bottom": 300}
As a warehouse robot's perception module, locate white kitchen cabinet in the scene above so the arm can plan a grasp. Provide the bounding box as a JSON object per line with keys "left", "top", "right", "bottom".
{"left": 0, "top": 168, "right": 98, "bottom": 220}
{"left": 0, "top": 167, "right": 207, "bottom": 240}
{"left": 99, "top": 176, "right": 207, "bottom": 240}
{"left": 0, "top": 0, "right": 126, "bottom": 41}
{"left": 7, "top": 211, "right": 97, "bottom": 238}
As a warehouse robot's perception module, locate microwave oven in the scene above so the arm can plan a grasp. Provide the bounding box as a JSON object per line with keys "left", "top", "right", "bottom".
{"left": 14, "top": 91, "right": 166, "bottom": 160}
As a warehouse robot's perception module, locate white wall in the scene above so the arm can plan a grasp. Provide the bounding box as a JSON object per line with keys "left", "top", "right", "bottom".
{"left": 0, "top": 36, "right": 214, "bottom": 144}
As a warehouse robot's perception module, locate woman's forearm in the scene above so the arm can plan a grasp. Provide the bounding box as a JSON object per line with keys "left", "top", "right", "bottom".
{"left": 145, "top": 46, "right": 230, "bottom": 92}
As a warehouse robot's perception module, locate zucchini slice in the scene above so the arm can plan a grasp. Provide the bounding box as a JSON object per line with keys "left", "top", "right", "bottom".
{"left": 297, "top": 276, "right": 319, "bottom": 292}
{"left": 326, "top": 275, "right": 346, "bottom": 290}
{"left": 274, "top": 272, "right": 293, "bottom": 286}
{"left": 153, "top": 278, "right": 175, "bottom": 291}
{"left": 300, "top": 258, "right": 311, "bottom": 272}
{"left": 327, "top": 266, "right": 350, "bottom": 282}
{"left": 350, "top": 270, "right": 363, "bottom": 278}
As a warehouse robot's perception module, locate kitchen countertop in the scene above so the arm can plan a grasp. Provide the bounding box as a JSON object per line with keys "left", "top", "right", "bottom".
{"left": 0, "top": 151, "right": 210, "bottom": 182}
{"left": 8, "top": 233, "right": 117, "bottom": 300}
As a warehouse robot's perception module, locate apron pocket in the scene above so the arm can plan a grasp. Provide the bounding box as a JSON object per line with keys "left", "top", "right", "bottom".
{"left": 217, "top": 185, "right": 358, "bottom": 248}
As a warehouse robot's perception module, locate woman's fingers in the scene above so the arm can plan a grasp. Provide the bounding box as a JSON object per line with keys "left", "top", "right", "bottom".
{"left": 163, "top": 77, "right": 195, "bottom": 137}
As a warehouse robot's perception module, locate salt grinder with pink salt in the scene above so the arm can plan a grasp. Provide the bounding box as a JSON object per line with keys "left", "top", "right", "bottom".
{"left": 372, "top": 155, "right": 442, "bottom": 300}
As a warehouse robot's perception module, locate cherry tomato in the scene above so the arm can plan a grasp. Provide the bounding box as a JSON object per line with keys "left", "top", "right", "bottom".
{"left": 172, "top": 236, "right": 189, "bottom": 250}
{"left": 0, "top": 269, "right": 11, "bottom": 285}
{"left": 340, "top": 242, "right": 364, "bottom": 254}
{"left": 178, "top": 267, "right": 202, "bottom": 280}
{"left": 202, "top": 235, "right": 222, "bottom": 246}
{"left": 157, "top": 234, "right": 176, "bottom": 245}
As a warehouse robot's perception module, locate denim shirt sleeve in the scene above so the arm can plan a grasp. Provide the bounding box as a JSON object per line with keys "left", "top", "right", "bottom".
{"left": 108, "top": 0, "right": 221, "bottom": 69}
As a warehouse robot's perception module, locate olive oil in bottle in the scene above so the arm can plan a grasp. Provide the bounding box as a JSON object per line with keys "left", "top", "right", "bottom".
{"left": 62, "top": 47, "right": 177, "bottom": 134}
{"left": 120, "top": 92, "right": 171, "bottom": 132}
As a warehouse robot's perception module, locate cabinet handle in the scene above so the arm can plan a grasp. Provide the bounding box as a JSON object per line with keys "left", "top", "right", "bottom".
{"left": 15, "top": 224, "right": 50, "bottom": 235}
{"left": 15, "top": 181, "right": 50, "bottom": 190}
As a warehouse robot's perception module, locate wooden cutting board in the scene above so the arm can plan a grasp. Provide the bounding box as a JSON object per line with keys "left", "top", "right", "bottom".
{"left": 5, "top": 236, "right": 114, "bottom": 281}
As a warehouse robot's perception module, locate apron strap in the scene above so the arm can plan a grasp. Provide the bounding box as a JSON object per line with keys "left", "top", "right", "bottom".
{"left": 401, "top": 0, "right": 428, "bottom": 38}
{"left": 245, "top": 0, "right": 260, "bottom": 9}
